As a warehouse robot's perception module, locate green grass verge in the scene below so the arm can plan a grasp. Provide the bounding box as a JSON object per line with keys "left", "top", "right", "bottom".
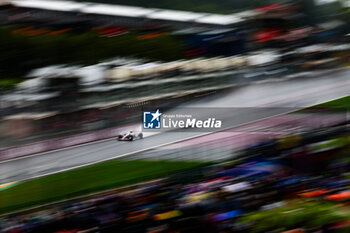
{"left": 314, "top": 96, "right": 350, "bottom": 109}
{"left": 309, "top": 137, "right": 350, "bottom": 152}
{"left": 0, "top": 78, "right": 24, "bottom": 89}
{"left": 297, "top": 95, "right": 350, "bottom": 113}
{"left": 0, "top": 160, "right": 207, "bottom": 214}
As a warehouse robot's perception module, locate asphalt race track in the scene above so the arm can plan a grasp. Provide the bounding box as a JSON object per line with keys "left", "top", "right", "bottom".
{"left": 0, "top": 69, "right": 349, "bottom": 184}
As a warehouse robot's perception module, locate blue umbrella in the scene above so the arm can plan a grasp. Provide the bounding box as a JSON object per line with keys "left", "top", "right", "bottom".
{"left": 325, "top": 180, "right": 350, "bottom": 188}
{"left": 212, "top": 210, "right": 244, "bottom": 222}
{"left": 275, "top": 177, "right": 302, "bottom": 188}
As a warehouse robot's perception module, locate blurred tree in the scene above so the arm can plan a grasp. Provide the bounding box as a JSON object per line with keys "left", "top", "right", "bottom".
{"left": 0, "top": 28, "right": 185, "bottom": 79}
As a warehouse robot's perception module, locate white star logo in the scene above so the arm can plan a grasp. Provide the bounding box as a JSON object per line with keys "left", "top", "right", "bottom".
{"left": 151, "top": 109, "right": 162, "bottom": 122}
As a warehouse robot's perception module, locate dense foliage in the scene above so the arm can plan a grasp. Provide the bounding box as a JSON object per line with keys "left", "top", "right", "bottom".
{"left": 0, "top": 27, "right": 185, "bottom": 78}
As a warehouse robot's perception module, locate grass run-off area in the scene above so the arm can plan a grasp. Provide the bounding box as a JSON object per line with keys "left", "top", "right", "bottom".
{"left": 298, "top": 95, "right": 350, "bottom": 114}
{"left": 312, "top": 96, "right": 350, "bottom": 109}
{"left": 0, "top": 160, "right": 207, "bottom": 214}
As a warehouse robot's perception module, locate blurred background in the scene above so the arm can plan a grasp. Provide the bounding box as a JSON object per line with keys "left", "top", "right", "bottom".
{"left": 0, "top": 0, "right": 349, "bottom": 232}
{"left": 0, "top": 0, "right": 349, "bottom": 145}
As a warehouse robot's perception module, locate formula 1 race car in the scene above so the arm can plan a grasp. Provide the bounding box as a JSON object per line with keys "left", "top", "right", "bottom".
{"left": 117, "top": 131, "right": 143, "bottom": 141}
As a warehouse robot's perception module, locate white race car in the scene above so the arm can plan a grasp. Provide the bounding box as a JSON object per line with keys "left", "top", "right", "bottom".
{"left": 117, "top": 131, "right": 143, "bottom": 141}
